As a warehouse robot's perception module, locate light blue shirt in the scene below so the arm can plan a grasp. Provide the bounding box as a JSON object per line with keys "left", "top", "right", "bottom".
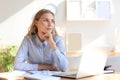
{"left": 14, "top": 35, "right": 68, "bottom": 71}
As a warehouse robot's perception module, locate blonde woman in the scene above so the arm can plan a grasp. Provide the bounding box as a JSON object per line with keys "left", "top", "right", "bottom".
{"left": 14, "top": 9, "right": 68, "bottom": 72}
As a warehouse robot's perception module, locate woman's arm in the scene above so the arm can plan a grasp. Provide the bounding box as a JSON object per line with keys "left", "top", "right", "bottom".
{"left": 14, "top": 36, "right": 38, "bottom": 71}
{"left": 42, "top": 32, "right": 69, "bottom": 71}
{"left": 52, "top": 36, "right": 69, "bottom": 72}
{"left": 38, "top": 64, "right": 61, "bottom": 71}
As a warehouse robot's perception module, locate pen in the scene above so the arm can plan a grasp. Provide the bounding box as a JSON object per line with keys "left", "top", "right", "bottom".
{"left": 26, "top": 71, "right": 34, "bottom": 74}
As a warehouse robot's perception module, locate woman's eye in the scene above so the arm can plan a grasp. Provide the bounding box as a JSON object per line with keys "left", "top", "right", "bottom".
{"left": 43, "top": 19, "right": 55, "bottom": 23}
{"left": 43, "top": 19, "right": 49, "bottom": 22}
{"left": 52, "top": 20, "right": 55, "bottom": 23}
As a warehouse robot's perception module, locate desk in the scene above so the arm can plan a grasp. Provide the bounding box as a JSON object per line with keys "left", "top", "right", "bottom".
{"left": 62, "top": 73, "right": 120, "bottom": 80}
{"left": 108, "top": 52, "right": 120, "bottom": 56}
{"left": 0, "top": 72, "right": 120, "bottom": 80}
{"left": 67, "top": 52, "right": 120, "bottom": 56}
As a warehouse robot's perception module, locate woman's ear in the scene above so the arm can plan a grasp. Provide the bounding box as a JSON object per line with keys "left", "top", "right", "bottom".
{"left": 34, "top": 20, "right": 38, "bottom": 26}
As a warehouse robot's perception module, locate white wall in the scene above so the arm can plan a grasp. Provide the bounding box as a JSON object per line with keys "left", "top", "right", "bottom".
{"left": 0, "top": 0, "right": 120, "bottom": 50}
{"left": 55, "top": 0, "right": 120, "bottom": 50}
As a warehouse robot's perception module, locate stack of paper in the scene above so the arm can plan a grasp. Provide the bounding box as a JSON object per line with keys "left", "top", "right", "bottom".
{"left": 21, "top": 73, "right": 61, "bottom": 80}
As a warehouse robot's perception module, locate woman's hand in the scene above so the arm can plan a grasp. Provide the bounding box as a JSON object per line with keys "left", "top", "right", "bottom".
{"left": 43, "top": 32, "right": 57, "bottom": 51}
{"left": 43, "top": 32, "right": 53, "bottom": 43}
{"left": 38, "top": 64, "right": 61, "bottom": 71}
{"left": 38, "top": 31, "right": 57, "bottom": 51}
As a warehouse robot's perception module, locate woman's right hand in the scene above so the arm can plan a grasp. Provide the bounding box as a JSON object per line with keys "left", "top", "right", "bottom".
{"left": 38, "top": 64, "right": 61, "bottom": 71}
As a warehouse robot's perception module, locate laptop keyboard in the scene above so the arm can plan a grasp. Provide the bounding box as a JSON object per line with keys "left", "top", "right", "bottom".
{"left": 66, "top": 73, "right": 77, "bottom": 77}
{"left": 58, "top": 72, "right": 77, "bottom": 77}
{"left": 52, "top": 72, "right": 77, "bottom": 78}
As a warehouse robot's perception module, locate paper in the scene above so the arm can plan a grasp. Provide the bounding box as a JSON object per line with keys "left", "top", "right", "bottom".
{"left": 21, "top": 70, "right": 60, "bottom": 76}
{"left": 10, "top": 70, "right": 61, "bottom": 80}
{"left": 21, "top": 73, "right": 61, "bottom": 80}
{"left": 10, "top": 70, "right": 26, "bottom": 76}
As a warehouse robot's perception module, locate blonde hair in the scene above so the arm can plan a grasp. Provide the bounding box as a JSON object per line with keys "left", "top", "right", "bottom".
{"left": 27, "top": 9, "right": 58, "bottom": 37}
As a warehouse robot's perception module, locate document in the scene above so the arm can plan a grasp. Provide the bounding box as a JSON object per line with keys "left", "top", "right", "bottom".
{"left": 0, "top": 70, "right": 61, "bottom": 80}
{"left": 16, "top": 70, "right": 61, "bottom": 80}
{"left": 21, "top": 73, "right": 61, "bottom": 80}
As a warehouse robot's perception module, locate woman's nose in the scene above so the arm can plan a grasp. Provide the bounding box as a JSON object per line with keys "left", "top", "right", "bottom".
{"left": 48, "top": 21, "right": 53, "bottom": 26}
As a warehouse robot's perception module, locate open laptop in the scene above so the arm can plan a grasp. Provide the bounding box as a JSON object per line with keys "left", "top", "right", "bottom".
{"left": 52, "top": 46, "right": 109, "bottom": 78}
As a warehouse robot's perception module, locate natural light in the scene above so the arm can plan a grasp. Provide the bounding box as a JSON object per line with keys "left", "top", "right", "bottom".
{"left": 0, "top": 0, "right": 63, "bottom": 47}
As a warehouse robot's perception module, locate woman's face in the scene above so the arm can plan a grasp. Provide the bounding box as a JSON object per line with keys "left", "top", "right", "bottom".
{"left": 35, "top": 13, "right": 55, "bottom": 34}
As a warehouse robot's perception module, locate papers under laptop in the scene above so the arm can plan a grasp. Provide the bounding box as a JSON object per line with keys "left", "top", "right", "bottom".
{"left": 52, "top": 46, "right": 110, "bottom": 78}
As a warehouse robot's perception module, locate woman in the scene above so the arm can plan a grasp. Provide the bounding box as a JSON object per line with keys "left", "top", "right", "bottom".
{"left": 14, "top": 9, "right": 68, "bottom": 72}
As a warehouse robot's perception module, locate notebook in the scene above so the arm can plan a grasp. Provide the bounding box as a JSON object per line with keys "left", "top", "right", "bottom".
{"left": 52, "top": 46, "right": 109, "bottom": 78}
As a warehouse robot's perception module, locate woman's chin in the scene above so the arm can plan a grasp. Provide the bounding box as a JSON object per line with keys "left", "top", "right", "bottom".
{"left": 47, "top": 30, "right": 52, "bottom": 33}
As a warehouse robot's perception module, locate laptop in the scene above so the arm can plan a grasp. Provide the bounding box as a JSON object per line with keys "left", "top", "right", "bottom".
{"left": 52, "top": 46, "right": 109, "bottom": 78}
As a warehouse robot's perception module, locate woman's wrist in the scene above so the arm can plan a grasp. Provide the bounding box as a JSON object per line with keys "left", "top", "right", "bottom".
{"left": 38, "top": 64, "right": 46, "bottom": 70}
{"left": 38, "top": 64, "right": 61, "bottom": 71}
{"left": 49, "top": 41, "right": 57, "bottom": 51}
